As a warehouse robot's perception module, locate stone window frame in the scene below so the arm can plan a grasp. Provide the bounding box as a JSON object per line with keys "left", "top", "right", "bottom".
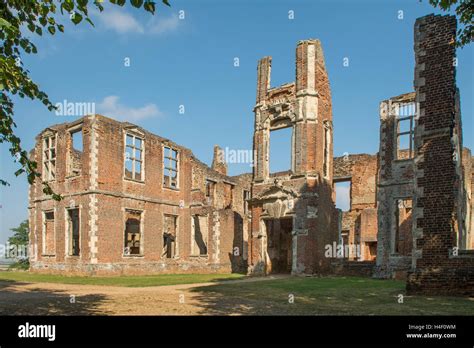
{"left": 267, "top": 122, "right": 295, "bottom": 176}
{"left": 123, "top": 130, "right": 145, "bottom": 183}
{"left": 162, "top": 213, "right": 179, "bottom": 259}
{"left": 42, "top": 209, "right": 56, "bottom": 257}
{"left": 66, "top": 124, "right": 83, "bottom": 178}
{"left": 42, "top": 132, "right": 57, "bottom": 182}
{"left": 205, "top": 178, "right": 216, "bottom": 204}
{"left": 162, "top": 144, "right": 179, "bottom": 190}
{"left": 393, "top": 102, "right": 416, "bottom": 160}
{"left": 323, "top": 120, "right": 332, "bottom": 180}
{"left": 333, "top": 177, "right": 352, "bottom": 212}
{"left": 190, "top": 214, "right": 209, "bottom": 257}
{"left": 391, "top": 197, "right": 413, "bottom": 256}
{"left": 122, "top": 209, "right": 145, "bottom": 257}
{"left": 243, "top": 189, "right": 251, "bottom": 215}
{"left": 226, "top": 182, "right": 235, "bottom": 209}
{"left": 65, "top": 206, "right": 81, "bottom": 258}
{"left": 340, "top": 230, "right": 350, "bottom": 259}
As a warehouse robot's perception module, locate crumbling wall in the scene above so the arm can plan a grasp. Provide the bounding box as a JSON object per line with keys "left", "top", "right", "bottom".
{"left": 249, "top": 39, "right": 339, "bottom": 276}
{"left": 375, "top": 93, "right": 416, "bottom": 279}
{"left": 406, "top": 14, "right": 474, "bottom": 295}
{"left": 28, "top": 118, "right": 93, "bottom": 268}
{"left": 29, "top": 115, "right": 251, "bottom": 275}
{"left": 461, "top": 149, "right": 472, "bottom": 249}
{"left": 333, "top": 154, "right": 378, "bottom": 261}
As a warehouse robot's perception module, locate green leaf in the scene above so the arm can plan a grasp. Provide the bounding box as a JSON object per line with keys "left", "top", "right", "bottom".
{"left": 62, "top": 1, "right": 74, "bottom": 12}
{"left": 94, "top": 1, "right": 104, "bottom": 12}
{"left": 48, "top": 26, "right": 56, "bottom": 35}
{"left": 162, "top": 0, "right": 171, "bottom": 6}
{"left": 85, "top": 17, "right": 95, "bottom": 27}
{"left": 0, "top": 18, "right": 13, "bottom": 29}
{"left": 144, "top": 1, "right": 156, "bottom": 13}
{"left": 71, "top": 12, "right": 83, "bottom": 25}
{"left": 131, "top": 0, "right": 144, "bottom": 8}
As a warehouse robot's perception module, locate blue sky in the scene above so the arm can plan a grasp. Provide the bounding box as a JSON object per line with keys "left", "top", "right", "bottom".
{"left": 0, "top": 0, "right": 472, "bottom": 244}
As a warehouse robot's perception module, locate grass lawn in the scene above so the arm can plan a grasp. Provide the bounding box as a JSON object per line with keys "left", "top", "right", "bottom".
{"left": 0, "top": 271, "right": 244, "bottom": 287}
{"left": 191, "top": 276, "right": 474, "bottom": 315}
{"left": 1, "top": 272, "right": 472, "bottom": 315}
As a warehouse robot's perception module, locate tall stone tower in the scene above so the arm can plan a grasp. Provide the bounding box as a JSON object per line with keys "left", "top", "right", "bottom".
{"left": 248, "top": 40, "right": 339, "bottom": 275}
{"left": 407, "top": 15, "right": 474, "bottom": 295}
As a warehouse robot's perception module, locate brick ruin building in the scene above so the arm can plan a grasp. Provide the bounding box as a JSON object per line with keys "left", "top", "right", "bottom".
{"left": 405, "top": 14, "right": 473, "bottom": 295}
{"left": 28, "top": 115, "right": 251, "bottom": 275}
{"left": 247, "top": 39, "right": 339, "bottom": 275}
{"left": 333, "top": 153, "right": 378, "bottom": 262}
{"left": 28, "top": 14, "right": 473, "bottom": 294}
{"left": 373, "top": 15, "right": 473, "bottom": 295}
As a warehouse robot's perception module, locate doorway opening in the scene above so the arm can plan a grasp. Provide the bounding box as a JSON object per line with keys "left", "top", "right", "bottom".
{"left": 265, "top": 218, "right": 293, "bottom": 274}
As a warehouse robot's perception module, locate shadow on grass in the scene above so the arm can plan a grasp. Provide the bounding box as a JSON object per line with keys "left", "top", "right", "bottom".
{"left": 0, "top": 280, "right": 109, "bottom": 315}
{"left": 187, "top": 275, "right": 317, "bottom": 315}
{"left": 0, "top": 271, "right": 246, "bottom": 288}
{"left": 186, "top": 276, "right": 474, "bottom": 316}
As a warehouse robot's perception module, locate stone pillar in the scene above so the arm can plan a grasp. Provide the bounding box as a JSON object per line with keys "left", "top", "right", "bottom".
{"left": 256, "top": 57, "right": 271, "bottom": 104}
{"left": 253, "top": 57, "right": 271, "bottom": 182}
{"left": 294, "top": 40, "right": 319, "bottom": 175}
{"left": 294, "top": 39, "right": 332, "bottom": 178}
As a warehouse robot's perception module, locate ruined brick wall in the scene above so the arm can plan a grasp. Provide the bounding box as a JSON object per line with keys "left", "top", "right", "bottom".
{"left": 211, "top": 145, "right": 228, "bottom": 176}
{"left": 231, "top": 173, "right": 253, "bottom": 266}
{"left": 29, "top": 115, "right": 251, "bottom": 275}
{"left": 28, "top": 118, "right": 94, "bottom": 268}
{"left": 360, "top": 209, "right": 378, "bottom": 260}
{"left": 375, "top": 90, "right": 472, "bottom": 282}
{"left": 249, "top": 39, "right": 339, "bottom": 276}
{"left": 470, "top": 155, "right": 474, "bottom": 249}
{"left": 375, "top": 93, "right": 416, "bottom": 278}
{"left": 461, "top": 148, "right": 472, "bottom": 249}
{"left": 333, "top": 154, "right": 378, "bottom": 261}
{"left": 407, "top": 14, "right": 474, "bottom": 295}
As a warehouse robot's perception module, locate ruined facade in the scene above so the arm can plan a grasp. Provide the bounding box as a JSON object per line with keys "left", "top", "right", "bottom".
{"left": 333, "top": 154, "right": 378, "bottom": 262}
{"left": 247, "top": 40, "right": 339, "bottom": 275}
{"left": 406, "top": 14, "right": 474, "bottom": 295}
{"left": 27, "top": 14, "right": 473, "bottom": 294}
{"left": 28, "top": 115, "right": 251, "bottom": 275}
{"left": 375, "top": 92, "right": 418, "bottom": 278}
{"left": 374, "top": 15, "right": 474, "bottom": 295}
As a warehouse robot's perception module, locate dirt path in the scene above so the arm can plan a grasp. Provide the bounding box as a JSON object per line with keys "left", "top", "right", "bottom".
{"left": 0, "top": 276, "right": 288, "bottom": 315}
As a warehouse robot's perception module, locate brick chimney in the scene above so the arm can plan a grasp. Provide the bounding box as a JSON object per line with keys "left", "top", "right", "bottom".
{"left": 211, "top": 145, "right": 227, "bottom": 175}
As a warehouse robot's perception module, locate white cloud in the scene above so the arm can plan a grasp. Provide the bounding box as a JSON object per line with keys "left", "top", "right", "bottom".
{"left": 148, "top": 14, "right": 179, "bottom": 35}
{"left": 97, "top": 9, "right": 144, "bottom": 34}
{"left": 96, "top": 8, "right": 179, "bottom": 35}
{"left": 97, "top": 96, "right": 162, "bottom": 122}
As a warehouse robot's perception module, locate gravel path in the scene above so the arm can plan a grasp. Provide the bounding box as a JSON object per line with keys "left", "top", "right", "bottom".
{"left": 0, "top": 275, "right": 288, "bottom": 315}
